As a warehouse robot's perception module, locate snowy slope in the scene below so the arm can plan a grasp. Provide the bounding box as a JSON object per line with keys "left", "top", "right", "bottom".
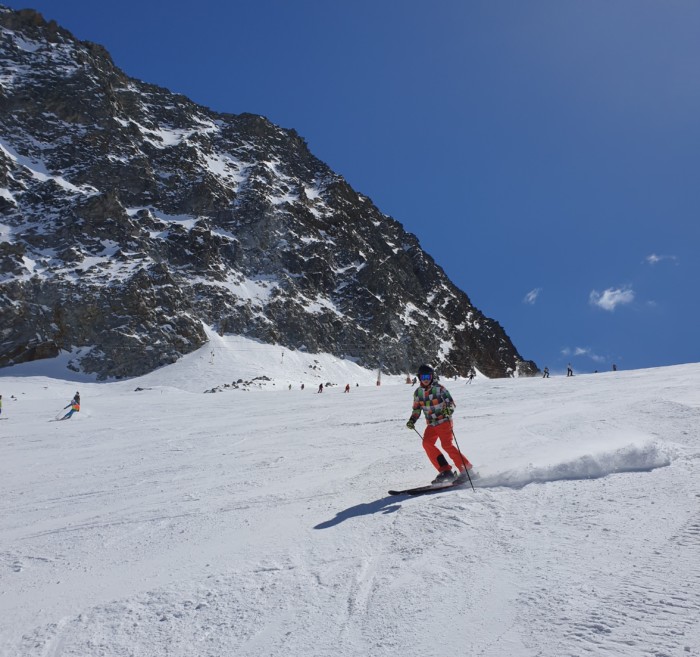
{"left": 1, "top": 341, "right": 699, "bottom": 657}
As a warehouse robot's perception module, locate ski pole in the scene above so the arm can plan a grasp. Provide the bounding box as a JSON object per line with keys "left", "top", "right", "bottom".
{"left": 451, "top": 428, "right": 475, "bottom": 492}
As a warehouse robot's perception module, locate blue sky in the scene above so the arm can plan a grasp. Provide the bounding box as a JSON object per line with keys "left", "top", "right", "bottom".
{"left": 5, "top": 0, "right": 699, "bottom": 373}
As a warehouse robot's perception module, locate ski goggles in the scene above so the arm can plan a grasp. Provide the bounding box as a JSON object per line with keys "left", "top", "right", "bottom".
{"left": 419, "top": 373, "right": 432, "bottom": 381}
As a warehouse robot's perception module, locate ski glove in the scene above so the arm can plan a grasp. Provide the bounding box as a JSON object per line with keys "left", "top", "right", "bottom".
{"left": 406, "top": 419, "right": 416, "bottom": 430}
{"left": 443, "top": 405, "right": 454, "bottom": 418}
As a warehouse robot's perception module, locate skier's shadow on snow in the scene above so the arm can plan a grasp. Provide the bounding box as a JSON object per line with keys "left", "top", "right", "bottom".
{"left": 314, "top": 496, "right": 401, "bottom": 529}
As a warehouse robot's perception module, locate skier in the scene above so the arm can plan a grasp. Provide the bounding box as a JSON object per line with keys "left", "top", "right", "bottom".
{"left": 406, "top": 364, "right": 473, "bottom": 484}
{"left": 0, "top": 394, "right": 2, "bottom": 417}
{"left": 61, "top": 391, "right": 80, "bottom": 420}
{"left": 567, "top": 363, "right": 574, "bottom": 377}
{"left": 344, "top": 384, "right": 350, "bottom": 393}
{"left": 543, "top": 367, "right": 550, "bottom": 378}
{"left": 317, "top": 383, "right": 323, "bottom": 393}
{"left": 467, "top": 369, "right": 475, "bottom": 384}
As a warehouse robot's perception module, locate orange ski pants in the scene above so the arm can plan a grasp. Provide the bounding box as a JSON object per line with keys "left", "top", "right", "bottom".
{"left": 423, "top": 421, "right": 471, "bottom": 473}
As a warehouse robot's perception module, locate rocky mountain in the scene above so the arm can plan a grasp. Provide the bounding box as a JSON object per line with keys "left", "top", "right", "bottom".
{"left": 0, "top": 6, "right": 537, "bottom": 380}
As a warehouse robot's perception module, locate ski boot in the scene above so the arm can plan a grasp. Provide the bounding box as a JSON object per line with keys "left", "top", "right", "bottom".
{"left": 431, "top": 469, "right": 455, "bottom": 485}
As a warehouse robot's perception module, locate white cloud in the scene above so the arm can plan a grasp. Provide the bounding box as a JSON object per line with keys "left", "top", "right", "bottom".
{"left": 589, "top": 286, "right": 635, "bottom": 311}
{"left": 523, "top": 288, "right": 542, "bottom": 305}
{"left": 561, "top": 346, "right": 605, "bottom": 363}
{"left": 574, "top": 347, "right": 605, "bottom": 363}
{"left": 645, "top": 254, "right": 678, "bottom": 265}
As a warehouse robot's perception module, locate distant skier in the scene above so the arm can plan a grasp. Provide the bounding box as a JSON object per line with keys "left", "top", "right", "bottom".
{"left": 0, "top": 394, "right": 2, "bottom": 416}
{"left": 567, "top": 364, "right": 574, "bottom": 377}
{"left": 61, "top": 391, "right": 80, "bottom": 420}
{"left": 467, "top": 369, "right": 476, "bottom": 384}
{"left": 612, "top": 364, "right": 617, "bottom": 372}
{"left": 317, "top": 383, "right": 323, "bottom": 393}
{"left": 543, "top": 367, "right": 550, "bottom": 378}
{"left": 344, "top": 384, "right": 350, "bottom": 393}
{"left": 405, "top": 365, "right": 473, "bottom": 484}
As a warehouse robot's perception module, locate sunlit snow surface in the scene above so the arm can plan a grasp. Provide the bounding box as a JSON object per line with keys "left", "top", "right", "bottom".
{"left": 1, "top": 337, "right": 699, "bottom": 657}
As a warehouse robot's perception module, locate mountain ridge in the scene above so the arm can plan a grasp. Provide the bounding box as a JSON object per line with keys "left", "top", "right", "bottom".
{"left": 0, "top": 5, "right": 537, "bottom": 380}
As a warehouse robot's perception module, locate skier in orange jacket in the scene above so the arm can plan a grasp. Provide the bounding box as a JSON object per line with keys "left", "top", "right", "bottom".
{"left": 61, "top": 391, "right": 80, "bottom": 420}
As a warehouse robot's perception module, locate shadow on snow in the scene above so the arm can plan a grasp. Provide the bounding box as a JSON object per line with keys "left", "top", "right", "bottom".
{"left": 314, "top": 496, "right": 401, "bottom": 529}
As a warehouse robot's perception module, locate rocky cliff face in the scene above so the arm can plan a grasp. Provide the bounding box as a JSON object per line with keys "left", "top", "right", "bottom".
{"left": 0, "top": 6, "right": 537, "bottom": 380}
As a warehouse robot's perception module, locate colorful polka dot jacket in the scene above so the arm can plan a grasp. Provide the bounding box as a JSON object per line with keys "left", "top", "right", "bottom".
{"left": 408, "top": 383, "right": 455, "bottom": 427}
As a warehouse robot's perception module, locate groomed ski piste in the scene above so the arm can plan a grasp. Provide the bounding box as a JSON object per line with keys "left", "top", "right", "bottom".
{"left": 1, "top": 333, "right": 699, "bottom": 657}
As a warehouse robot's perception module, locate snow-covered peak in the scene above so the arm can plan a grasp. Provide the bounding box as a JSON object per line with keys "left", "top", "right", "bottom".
{"left": 0, "top": 5, "right": 537, "bottom": 381}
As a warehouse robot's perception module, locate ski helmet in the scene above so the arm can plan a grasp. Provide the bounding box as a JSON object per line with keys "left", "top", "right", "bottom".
{"left": 416, "top": 364, "right": 434, "bottom": 381}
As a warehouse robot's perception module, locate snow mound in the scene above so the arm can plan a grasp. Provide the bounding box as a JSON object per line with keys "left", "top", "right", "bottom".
{"left": 480, "top": 440, "right": 671, "bottom": 488}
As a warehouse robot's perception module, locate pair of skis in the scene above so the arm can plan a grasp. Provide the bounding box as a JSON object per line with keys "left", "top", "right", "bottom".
{"left": 389, "top": 476, "right": 474, "bottom": 496}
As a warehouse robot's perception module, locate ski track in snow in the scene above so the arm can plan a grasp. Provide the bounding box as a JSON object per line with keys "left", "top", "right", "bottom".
{"left": 1, "top": 346, "right": 699, "bottom": 657}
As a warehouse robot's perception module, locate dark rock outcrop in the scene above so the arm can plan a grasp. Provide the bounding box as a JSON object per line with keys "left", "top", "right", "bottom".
{"left": 0, "top": 5, "right": 537, "bottom": 379}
